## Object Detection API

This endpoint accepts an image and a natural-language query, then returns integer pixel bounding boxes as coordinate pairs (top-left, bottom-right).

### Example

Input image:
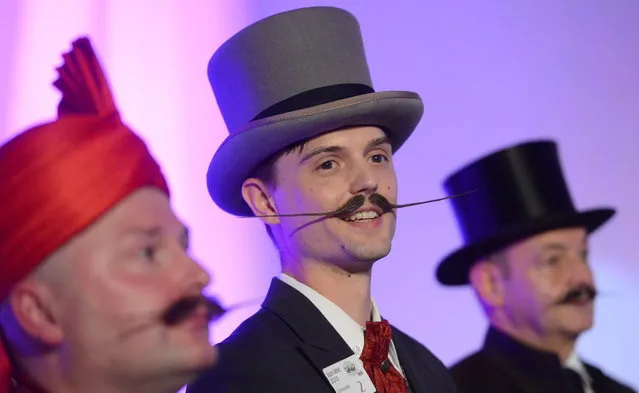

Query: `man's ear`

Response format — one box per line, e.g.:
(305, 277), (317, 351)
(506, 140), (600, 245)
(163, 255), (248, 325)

(7, 281), (63, 346)
(241, 177), (280, 225)
(469, 260), (507, 308)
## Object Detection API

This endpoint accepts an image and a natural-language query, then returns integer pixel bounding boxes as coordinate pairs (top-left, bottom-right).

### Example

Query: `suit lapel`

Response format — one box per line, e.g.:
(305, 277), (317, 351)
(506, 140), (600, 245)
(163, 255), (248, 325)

(584, 363), (625, 393)
(262, 278), (355, 388)
(392, 330), (425, 393)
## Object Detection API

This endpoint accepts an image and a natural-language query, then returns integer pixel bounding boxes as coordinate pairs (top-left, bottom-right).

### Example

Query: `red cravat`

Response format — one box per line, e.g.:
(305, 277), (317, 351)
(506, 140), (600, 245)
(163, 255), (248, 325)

(359, 320), (408, 393)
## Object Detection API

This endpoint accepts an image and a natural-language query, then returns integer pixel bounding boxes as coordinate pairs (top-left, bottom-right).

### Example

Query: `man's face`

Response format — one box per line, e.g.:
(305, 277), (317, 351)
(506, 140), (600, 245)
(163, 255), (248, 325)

(49, 188), (216, 385)
(254, 126), (398, 271)
(497, 227), (596, 340)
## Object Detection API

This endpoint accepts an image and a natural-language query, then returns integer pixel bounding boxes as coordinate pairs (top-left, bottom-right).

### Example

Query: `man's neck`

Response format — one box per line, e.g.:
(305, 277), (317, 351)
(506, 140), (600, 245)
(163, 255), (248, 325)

(491, 321), (577, 363)
(282, 260), (373, 327)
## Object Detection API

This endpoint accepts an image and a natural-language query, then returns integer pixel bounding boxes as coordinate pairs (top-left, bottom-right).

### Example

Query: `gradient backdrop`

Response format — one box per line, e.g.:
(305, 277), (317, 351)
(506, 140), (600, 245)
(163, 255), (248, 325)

(1, 0), (637, 389)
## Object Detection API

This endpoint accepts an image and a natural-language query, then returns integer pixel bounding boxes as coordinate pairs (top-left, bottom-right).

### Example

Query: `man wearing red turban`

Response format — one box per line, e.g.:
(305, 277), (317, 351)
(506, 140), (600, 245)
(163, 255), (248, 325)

(0, 38), (218, 393)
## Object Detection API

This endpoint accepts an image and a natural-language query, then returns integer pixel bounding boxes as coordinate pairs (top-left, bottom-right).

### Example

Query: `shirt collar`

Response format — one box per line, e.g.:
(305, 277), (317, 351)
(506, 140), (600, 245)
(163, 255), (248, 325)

(565, 350), (593, 387)
(277, 273), (381, 355)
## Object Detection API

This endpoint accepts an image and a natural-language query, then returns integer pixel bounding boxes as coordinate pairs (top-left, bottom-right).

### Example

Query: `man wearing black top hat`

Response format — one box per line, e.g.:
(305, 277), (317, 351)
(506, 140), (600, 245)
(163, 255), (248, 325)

(187, 6), (456, 393)
(436, 140), (635, 393)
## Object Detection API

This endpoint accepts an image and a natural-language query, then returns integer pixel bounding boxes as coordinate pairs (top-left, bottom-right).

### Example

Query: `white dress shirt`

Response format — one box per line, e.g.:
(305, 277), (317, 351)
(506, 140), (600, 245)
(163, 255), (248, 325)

(565, 351), (593, 393)
(278, 273), (406, 377)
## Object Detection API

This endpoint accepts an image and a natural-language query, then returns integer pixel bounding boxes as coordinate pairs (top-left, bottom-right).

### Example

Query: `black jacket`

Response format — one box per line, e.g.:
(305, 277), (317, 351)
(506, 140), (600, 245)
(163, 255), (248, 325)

(450, 327), (635, 393)
(187, 278), (457, 393)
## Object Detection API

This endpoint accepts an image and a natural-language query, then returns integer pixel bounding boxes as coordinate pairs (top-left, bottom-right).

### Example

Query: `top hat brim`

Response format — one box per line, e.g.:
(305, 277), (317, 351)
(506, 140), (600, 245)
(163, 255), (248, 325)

(206, 91), (423, 216)
(436, 207), (616, 286)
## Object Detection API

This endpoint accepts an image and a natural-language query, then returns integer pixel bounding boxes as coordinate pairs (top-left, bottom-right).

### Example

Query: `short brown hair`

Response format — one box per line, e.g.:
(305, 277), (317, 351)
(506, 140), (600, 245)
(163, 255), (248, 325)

(248, 140), (308, 243)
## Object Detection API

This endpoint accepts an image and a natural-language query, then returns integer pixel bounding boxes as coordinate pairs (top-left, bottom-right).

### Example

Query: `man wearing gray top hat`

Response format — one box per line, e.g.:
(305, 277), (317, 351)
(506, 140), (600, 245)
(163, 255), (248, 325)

(187, 6), (457, 393)
(436, 140), (635, 393)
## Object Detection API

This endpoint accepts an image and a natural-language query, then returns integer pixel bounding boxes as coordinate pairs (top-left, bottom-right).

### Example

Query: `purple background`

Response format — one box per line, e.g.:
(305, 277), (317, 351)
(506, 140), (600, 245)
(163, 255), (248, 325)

(1, 0), (637, 387)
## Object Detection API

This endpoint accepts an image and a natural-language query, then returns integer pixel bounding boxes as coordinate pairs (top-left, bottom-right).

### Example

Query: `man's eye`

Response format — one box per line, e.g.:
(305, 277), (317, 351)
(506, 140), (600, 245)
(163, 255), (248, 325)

(370, 154), (388, 164)
(545, 255), (561, 266)
(141, 246), (156, 261)
(317, 160), (336, 170)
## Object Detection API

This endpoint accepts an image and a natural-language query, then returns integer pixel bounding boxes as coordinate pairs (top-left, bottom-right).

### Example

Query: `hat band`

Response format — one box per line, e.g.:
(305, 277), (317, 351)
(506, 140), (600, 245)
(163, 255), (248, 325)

(252, 83), (374, 120)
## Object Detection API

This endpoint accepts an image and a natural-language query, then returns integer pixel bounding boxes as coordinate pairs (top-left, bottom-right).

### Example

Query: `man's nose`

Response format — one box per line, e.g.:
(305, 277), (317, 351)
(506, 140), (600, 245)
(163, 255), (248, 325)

(568, 254), (594, 286)
(348, 163), (378, 195)
(192, 258), (212, 290)
(179, 253), (212, 291)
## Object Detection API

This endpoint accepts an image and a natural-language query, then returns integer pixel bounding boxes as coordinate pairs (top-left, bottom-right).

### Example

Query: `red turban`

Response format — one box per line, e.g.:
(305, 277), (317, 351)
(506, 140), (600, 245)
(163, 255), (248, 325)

(0, 37), (169, 392)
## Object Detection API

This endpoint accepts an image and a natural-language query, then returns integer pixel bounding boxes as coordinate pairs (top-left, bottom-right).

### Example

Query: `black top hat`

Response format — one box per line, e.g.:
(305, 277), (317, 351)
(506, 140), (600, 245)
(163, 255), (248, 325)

(205, 6), (424, 216)
(436, 140), (616, 286)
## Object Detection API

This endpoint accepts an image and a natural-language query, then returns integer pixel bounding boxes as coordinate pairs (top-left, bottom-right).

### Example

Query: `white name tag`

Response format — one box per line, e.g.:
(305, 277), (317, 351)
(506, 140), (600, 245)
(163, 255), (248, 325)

(322, 354), (377, 393)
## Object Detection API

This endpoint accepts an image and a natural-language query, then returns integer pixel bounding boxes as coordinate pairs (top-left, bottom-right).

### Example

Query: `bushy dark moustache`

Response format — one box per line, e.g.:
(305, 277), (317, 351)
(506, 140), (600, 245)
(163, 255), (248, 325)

(161, 295), (260, 325)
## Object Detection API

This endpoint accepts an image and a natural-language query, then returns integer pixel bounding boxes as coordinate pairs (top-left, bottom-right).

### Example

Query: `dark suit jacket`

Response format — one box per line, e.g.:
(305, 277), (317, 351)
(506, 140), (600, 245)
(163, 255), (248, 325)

(450, 327), (636, 393)
(187, 278), (457, 393)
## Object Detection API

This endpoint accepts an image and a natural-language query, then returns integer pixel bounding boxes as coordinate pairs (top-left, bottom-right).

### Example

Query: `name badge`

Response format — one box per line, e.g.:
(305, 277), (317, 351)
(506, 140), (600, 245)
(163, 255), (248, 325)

(322, 354), (377, 393)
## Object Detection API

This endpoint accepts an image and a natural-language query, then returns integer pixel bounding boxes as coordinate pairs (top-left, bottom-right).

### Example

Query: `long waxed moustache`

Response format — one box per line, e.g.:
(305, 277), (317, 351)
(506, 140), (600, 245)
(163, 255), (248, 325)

(247, 190), (476, 218)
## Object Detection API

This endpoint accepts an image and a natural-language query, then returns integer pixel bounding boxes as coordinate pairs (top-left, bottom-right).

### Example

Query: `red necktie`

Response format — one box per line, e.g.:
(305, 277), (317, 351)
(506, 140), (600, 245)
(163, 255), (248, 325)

(359, 320), (408, 393)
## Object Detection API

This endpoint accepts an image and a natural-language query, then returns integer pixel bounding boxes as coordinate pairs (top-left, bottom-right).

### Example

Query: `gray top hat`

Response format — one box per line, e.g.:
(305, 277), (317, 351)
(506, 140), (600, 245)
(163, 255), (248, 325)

(206, 6), (424, 216)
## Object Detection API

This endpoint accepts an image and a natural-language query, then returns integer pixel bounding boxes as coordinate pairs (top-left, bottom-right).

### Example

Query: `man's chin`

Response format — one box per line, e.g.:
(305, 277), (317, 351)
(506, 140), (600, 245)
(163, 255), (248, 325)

(559, 320), (593, 340)
(119, 347), (217, 393)
(167, 345), (219, 378)
(343, 243), (392, 264)
(192, 344), (219, 369)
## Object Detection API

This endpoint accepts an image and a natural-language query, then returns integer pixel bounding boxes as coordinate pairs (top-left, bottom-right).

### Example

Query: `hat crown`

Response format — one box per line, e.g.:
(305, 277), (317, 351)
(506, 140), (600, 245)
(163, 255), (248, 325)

(444, 140), (576, 245)
(207, 6), (374, 134)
